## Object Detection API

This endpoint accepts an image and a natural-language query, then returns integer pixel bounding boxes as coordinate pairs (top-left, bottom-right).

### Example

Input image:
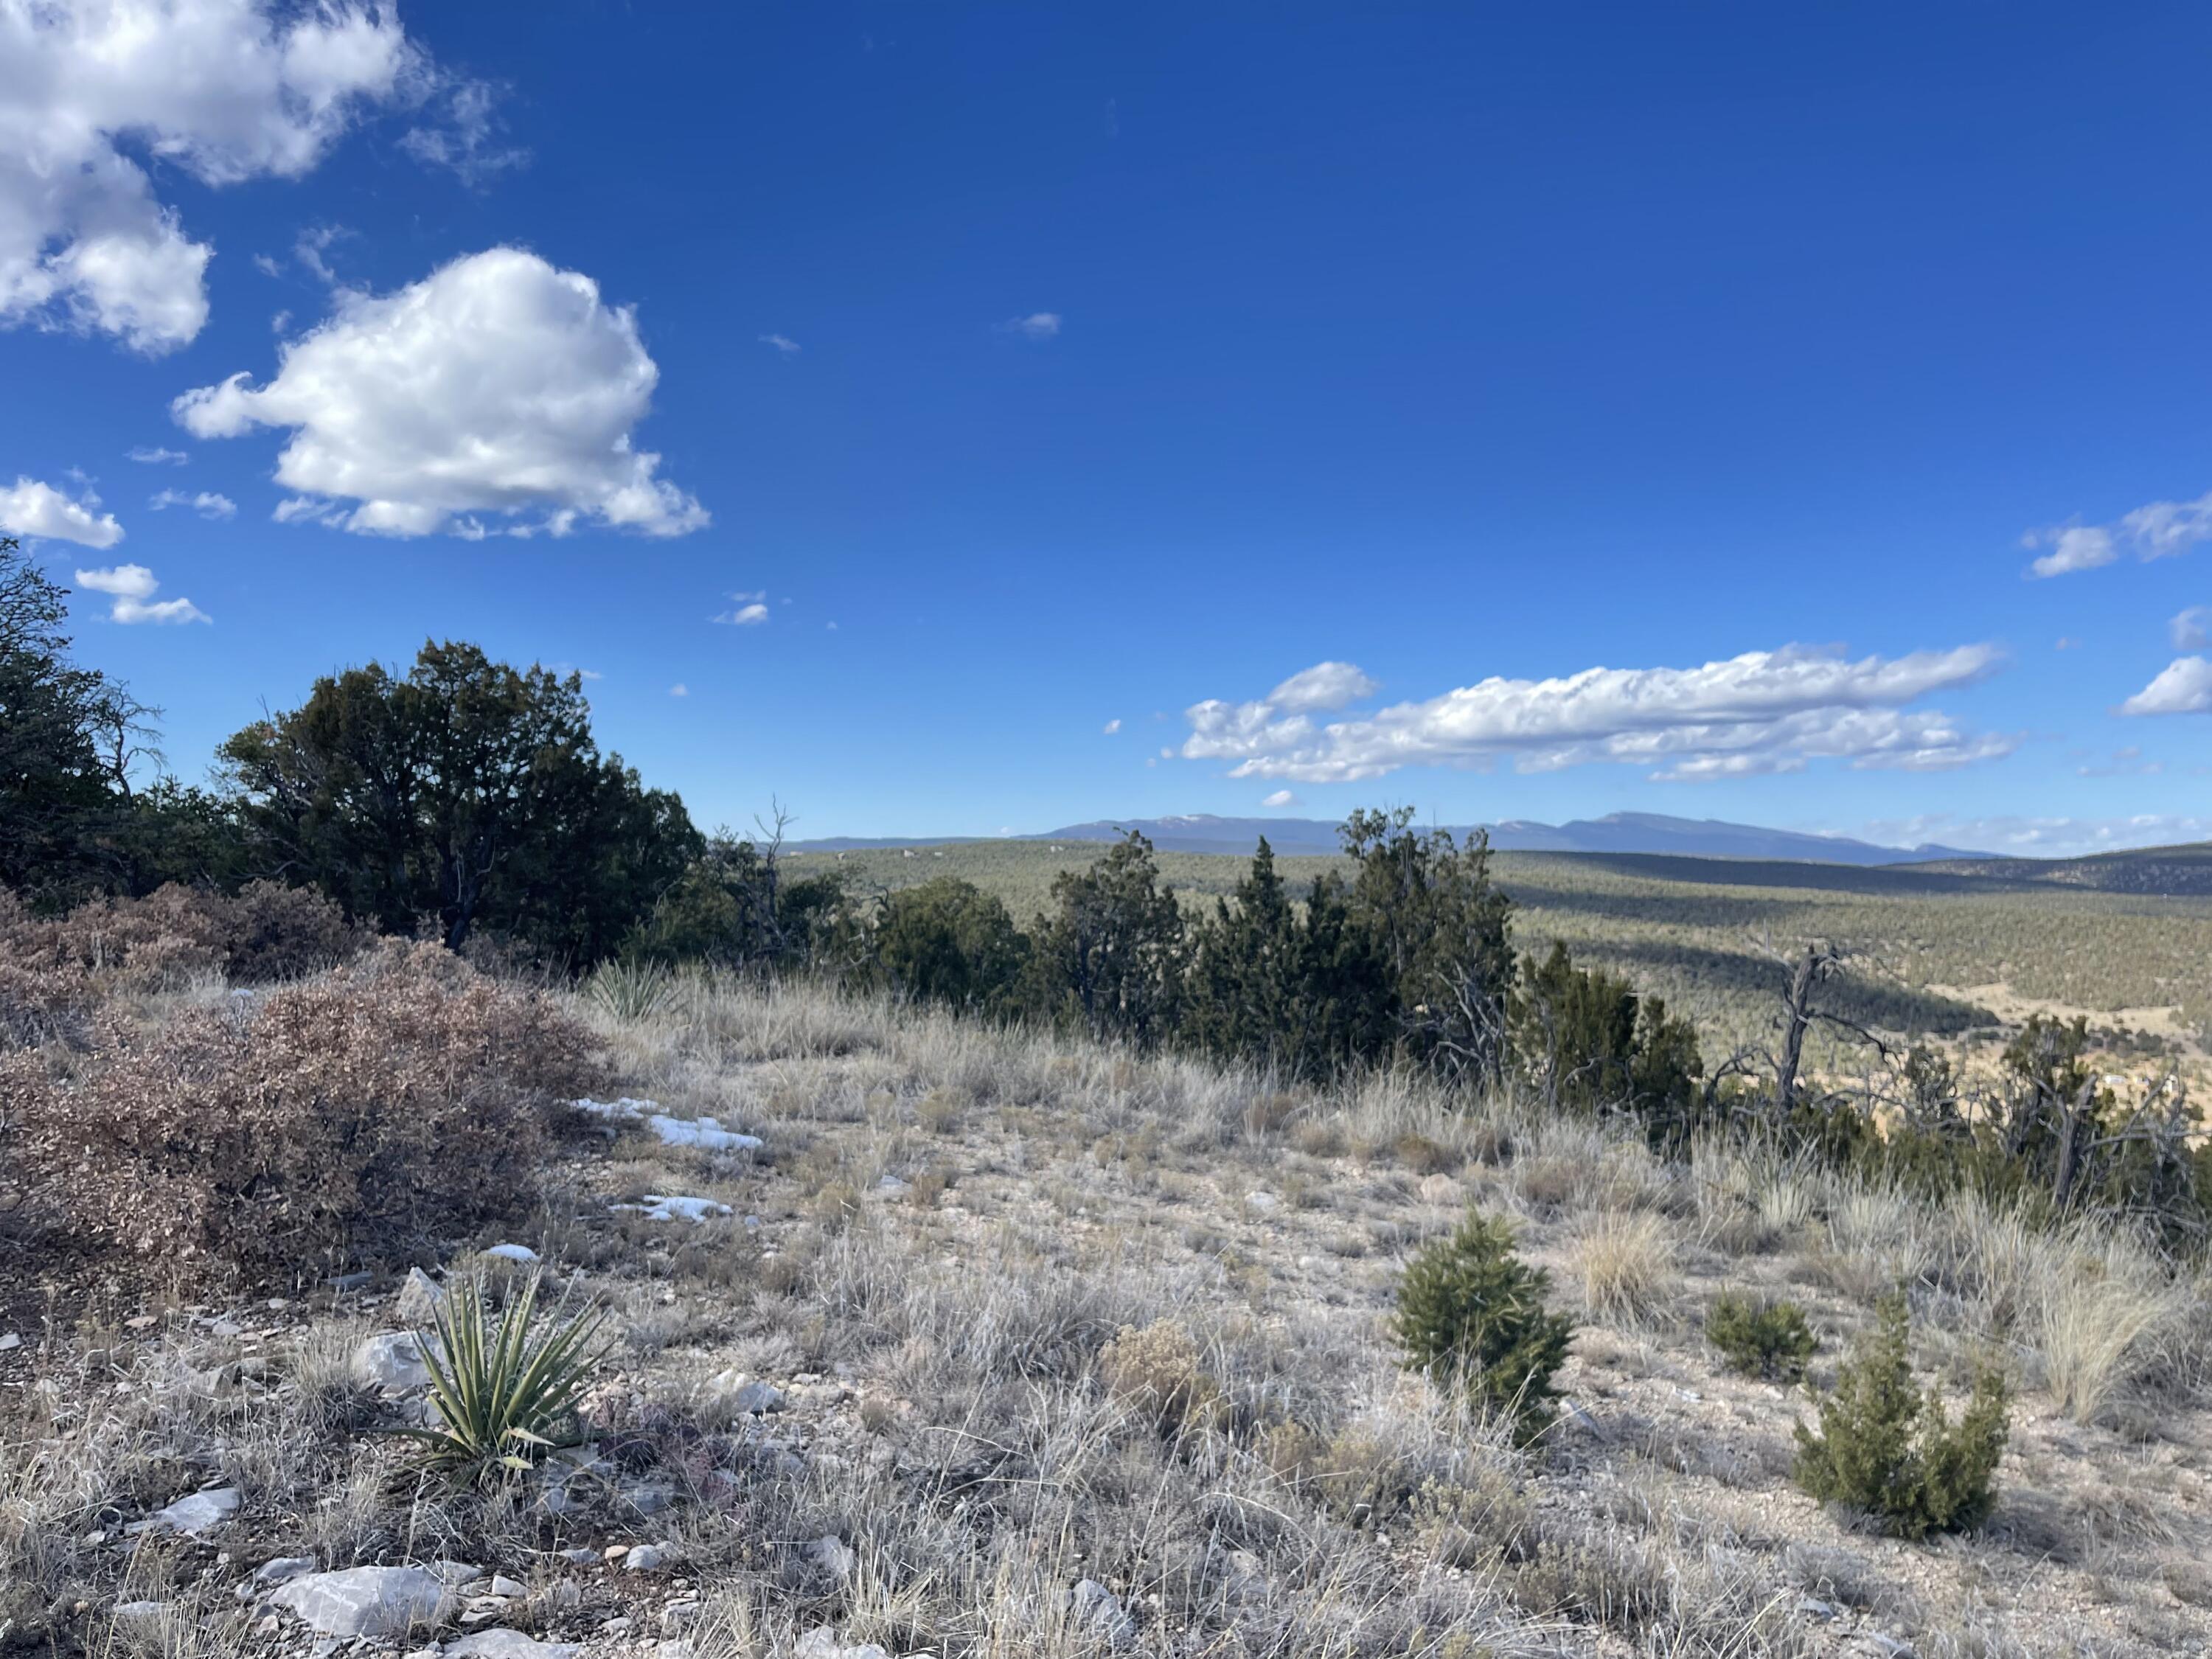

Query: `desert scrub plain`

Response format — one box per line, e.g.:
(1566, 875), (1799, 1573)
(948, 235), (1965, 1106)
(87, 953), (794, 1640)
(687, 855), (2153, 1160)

(793, 843), (2212, 1082)
(7, 947), (2212, 1659)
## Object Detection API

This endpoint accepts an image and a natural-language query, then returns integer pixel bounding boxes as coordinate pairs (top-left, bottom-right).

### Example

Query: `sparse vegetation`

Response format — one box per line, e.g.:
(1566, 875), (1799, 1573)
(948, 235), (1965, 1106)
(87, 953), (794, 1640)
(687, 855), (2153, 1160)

(4, 963), (2208, 1657)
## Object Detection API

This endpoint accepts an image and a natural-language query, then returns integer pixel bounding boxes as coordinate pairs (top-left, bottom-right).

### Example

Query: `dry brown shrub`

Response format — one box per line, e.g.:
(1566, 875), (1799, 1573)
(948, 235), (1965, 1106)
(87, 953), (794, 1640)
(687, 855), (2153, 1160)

(0, 881), (361, 1030)
(1279, 1425), (1421, 1526)
(1394, 1133), (1462, 1175)
(211, 881), (363, 980)
(0, 956), (88, 1050)
(13, 941), (595, 1280)
(1098, 1318), (1228, 1435)
(1242, 1091), (1302, 1137)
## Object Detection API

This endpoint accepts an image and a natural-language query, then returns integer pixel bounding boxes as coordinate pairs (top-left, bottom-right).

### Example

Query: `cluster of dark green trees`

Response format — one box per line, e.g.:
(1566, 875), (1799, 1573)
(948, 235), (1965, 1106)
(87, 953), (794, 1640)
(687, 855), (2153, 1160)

(4, 540), (698, 963)
(838, 820), (1708, 1132)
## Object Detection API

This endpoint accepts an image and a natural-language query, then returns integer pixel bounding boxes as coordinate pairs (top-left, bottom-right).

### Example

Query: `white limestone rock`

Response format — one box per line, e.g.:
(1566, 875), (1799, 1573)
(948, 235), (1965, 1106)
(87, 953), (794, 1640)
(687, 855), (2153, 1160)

(127, 1486), (239, 1537)
(267, 1565), (453, 1639)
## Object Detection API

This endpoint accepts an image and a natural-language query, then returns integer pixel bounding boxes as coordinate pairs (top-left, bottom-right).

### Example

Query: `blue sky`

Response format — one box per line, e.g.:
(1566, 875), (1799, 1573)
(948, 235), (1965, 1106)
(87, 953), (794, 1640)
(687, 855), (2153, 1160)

(6, 2), (2212, 854)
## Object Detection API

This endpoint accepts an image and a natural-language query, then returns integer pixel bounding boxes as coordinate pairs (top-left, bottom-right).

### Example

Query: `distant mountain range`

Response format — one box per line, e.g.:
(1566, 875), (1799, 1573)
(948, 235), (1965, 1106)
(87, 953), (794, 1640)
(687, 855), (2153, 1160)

(793, 811), (1984, 866)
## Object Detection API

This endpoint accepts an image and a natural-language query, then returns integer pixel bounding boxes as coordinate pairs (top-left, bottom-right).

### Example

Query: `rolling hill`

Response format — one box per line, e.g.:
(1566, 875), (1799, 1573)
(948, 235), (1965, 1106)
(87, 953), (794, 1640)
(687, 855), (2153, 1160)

(795, 811), (1981, 865)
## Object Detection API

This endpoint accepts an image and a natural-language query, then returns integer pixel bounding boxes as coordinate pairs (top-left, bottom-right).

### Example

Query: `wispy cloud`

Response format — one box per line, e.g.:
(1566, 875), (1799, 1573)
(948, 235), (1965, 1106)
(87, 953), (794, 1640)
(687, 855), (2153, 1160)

(1102, 718), (1121, 734)
(293, 224), (350, 285)
(2076, 745), (2164, 778)
(127, 446), (187, 466)
(758, 333), (801, 355)
(149, 489), (236, 521)
(399, 77), (527, 187)
(1265, 661), (1379, 713)
(73, 563), (209, 625)
(668, 683), (689, 698)
(1182, 644), (2012, 784)
(0, 476), (123, 549)
(1262, 789), (1301, 808)
(1000, 312), (1062, 340)
(714, 599), (770, 626)
(2025, 490), (2212, 578)
(2170, 608), (2211, 651)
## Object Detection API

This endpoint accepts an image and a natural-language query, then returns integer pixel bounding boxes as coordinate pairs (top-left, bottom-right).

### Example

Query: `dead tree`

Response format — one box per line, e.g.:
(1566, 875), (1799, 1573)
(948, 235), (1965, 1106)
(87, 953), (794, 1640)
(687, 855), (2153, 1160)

(1752, 938), (1891, 1121)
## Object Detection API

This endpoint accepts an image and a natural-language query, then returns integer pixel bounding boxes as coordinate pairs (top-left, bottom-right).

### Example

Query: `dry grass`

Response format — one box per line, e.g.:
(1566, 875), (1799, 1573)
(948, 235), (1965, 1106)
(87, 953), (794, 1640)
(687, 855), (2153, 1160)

(1573, 1209), (1676, 1324)
(2032, 1249), (2193, 1425)
(5, 967), (2210, 1659)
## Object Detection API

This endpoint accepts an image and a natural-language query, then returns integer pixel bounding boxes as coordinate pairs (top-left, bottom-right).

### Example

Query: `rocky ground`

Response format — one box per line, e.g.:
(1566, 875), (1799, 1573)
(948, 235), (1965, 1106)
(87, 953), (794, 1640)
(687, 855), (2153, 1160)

(6, 978), (2211, 1658)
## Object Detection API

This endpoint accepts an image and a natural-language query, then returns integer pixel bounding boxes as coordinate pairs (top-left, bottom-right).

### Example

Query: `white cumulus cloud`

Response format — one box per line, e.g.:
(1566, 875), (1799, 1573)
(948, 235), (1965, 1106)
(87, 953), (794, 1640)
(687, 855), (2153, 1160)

(173, 247), (706, 539)
(149, 488), (235, 519)
(74, 561), (207, 624)
(2118, 656), (2212, 717)
(1182, 644), (2011, 784)
(715, 600), (769, 626)
(0, 475), (123, 547)
(1261, 789), (1301, 808)
(0, 0), (436, 352)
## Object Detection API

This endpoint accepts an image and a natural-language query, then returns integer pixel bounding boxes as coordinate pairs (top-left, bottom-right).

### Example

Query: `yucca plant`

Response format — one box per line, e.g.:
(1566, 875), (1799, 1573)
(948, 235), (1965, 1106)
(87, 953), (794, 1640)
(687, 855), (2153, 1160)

(587, 958), (672, 1022)
(395, 1275), (606, 1483)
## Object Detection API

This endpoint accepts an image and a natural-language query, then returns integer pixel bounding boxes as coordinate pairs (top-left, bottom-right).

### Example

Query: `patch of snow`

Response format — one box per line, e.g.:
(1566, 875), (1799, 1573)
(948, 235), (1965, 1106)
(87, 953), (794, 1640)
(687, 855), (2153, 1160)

(612, 1194), (734, 1223)
(573, 1097), (762, 1152)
